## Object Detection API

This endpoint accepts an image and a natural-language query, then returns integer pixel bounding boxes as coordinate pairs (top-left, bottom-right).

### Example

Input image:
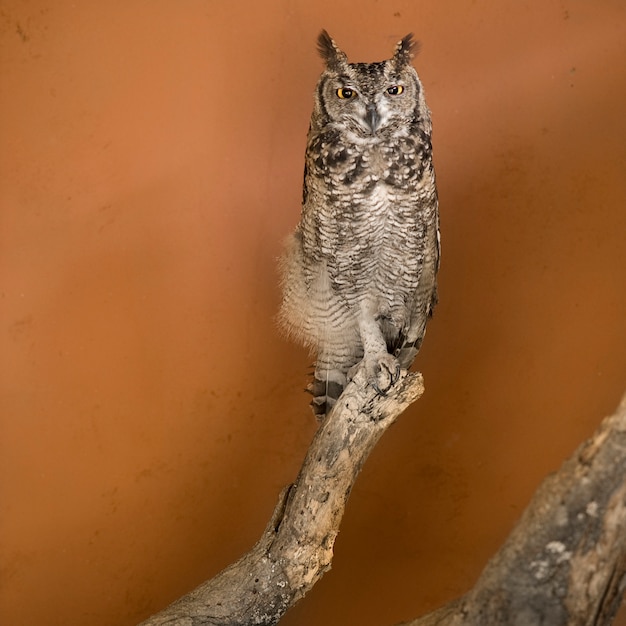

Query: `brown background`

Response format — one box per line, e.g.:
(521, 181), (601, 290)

(2, 1), (626, 625)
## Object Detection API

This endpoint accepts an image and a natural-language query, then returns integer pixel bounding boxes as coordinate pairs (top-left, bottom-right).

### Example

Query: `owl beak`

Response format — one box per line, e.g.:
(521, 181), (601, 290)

(364, 103), (380, 133)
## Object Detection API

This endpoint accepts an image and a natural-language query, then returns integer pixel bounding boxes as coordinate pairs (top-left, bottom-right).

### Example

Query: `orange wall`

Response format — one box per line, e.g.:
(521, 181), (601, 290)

(2, 2), (626, 625)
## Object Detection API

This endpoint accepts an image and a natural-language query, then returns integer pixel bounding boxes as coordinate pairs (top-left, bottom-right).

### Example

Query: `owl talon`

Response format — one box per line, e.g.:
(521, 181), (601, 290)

(363, 354), (401, 396)
(372, 381), (388, 396)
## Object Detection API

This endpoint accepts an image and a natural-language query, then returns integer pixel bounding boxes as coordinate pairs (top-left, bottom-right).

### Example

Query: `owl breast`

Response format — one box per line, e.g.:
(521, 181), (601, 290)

(299, 133), (436, 335)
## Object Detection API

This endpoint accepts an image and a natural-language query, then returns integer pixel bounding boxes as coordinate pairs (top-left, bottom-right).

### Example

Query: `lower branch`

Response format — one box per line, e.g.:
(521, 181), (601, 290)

(138, 365), (626, 626)
(405, 392), (626, 626)
(138, 367), (424, 626)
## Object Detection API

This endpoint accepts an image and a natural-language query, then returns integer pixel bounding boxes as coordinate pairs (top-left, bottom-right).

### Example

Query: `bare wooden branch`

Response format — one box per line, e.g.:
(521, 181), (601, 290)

(138, 367), (424, 626)
(138, 365), (626, 626)
(403, 392), (626, 626)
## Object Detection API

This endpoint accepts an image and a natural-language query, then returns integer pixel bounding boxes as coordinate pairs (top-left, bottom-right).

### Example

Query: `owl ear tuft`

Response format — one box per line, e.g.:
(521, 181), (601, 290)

(393, 33), (420, 68)
(317, 30), (348, 70)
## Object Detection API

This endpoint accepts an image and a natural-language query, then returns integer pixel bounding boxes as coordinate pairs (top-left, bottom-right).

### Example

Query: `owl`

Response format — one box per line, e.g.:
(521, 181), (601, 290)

(279, 31), (440, 418)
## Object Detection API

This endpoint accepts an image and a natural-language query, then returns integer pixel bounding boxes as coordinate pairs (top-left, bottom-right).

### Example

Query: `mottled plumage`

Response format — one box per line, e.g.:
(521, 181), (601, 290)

(280, 31), (440, 417)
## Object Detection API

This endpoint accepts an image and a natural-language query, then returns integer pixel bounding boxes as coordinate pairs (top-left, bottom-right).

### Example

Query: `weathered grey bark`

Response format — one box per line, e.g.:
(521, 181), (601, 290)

(138, 366), (425, 626)
(138, 372), (626, 626)
(404, 392), (626, 626)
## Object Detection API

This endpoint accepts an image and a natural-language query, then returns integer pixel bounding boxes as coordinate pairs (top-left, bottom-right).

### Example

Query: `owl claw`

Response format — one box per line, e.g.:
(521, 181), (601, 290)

(372, 381), (388, 396)
(363, 354), (401, 396)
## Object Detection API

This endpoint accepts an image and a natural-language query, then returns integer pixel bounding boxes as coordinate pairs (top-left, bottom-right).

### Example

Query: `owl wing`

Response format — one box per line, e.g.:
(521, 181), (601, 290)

(391, 204), (440, 370)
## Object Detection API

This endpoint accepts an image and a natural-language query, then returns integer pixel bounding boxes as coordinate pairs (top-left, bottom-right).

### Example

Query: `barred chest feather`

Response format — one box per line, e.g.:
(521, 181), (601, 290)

(299, 134), (435, 312)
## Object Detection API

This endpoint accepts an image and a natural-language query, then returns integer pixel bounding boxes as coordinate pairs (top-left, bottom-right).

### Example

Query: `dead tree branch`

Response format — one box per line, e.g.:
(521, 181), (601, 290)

(138, 366), (424, 626)
(138, 370), (626, 626)
(404, 392), (626, 626)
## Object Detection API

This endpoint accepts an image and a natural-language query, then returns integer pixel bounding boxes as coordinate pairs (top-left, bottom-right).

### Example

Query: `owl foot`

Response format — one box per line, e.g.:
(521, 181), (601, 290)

(350, 353), (401, 396)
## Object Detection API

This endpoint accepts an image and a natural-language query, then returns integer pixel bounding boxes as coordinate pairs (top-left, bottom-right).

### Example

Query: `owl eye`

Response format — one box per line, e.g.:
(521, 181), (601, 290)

(387, 85), (404, 96)
(336, 87), (356, 99)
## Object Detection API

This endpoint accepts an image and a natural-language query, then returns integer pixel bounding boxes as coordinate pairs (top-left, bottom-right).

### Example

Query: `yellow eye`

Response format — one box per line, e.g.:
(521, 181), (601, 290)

(336, 87), (356, 99)
(387, 85), (404, 96)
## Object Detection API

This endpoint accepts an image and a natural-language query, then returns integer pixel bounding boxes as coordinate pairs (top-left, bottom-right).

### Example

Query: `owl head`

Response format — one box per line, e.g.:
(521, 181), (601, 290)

(311, 31), (430, 140)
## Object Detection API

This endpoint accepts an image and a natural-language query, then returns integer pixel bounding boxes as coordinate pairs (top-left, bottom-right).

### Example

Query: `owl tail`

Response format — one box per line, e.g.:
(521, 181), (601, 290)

(308, 351), (362, 418)
(307, 374), (345, 418)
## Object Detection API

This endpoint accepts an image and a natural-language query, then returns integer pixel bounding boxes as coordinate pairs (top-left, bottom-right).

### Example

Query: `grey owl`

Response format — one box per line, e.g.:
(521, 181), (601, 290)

(279, 31), (440, 418)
